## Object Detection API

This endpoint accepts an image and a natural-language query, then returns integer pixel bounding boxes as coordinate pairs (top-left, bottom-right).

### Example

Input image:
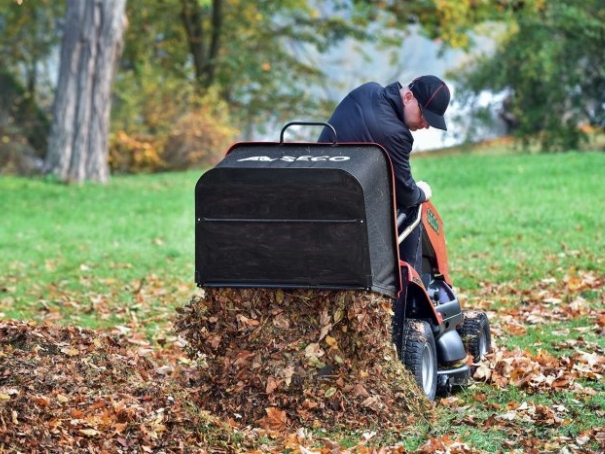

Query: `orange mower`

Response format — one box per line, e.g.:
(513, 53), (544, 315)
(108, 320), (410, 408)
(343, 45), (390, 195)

(194, 122), (492, 400)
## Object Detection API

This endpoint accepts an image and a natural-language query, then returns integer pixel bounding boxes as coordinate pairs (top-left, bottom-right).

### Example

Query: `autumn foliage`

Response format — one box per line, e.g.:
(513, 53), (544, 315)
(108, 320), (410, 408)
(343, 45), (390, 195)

(109, 92), (238, 174)
(108, 131), (167, 174)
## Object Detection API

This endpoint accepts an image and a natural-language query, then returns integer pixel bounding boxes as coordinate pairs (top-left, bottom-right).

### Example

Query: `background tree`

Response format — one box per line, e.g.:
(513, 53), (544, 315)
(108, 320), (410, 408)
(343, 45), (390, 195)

(109, 0), (414, 170)
(44, 0), (128, 183)
(9, 0), (601, 178)
(0, 0), (64, 105)
(116, 1), (381, 137)
(0, 0), (64, 162)
(450, 0), (605, 150)
(115, 0), (502, 145)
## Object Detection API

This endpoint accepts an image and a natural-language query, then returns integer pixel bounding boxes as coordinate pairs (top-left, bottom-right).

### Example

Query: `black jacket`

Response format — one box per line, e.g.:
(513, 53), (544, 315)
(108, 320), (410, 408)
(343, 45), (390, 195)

(318, 82), (425, 208)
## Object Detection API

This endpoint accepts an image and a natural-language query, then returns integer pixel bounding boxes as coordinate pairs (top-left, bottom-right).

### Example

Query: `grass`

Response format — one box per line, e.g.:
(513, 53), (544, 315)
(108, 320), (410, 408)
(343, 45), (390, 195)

(1, 148), (604, 451)
(0, 171), (199, 333)
(414, 151), (605, 287)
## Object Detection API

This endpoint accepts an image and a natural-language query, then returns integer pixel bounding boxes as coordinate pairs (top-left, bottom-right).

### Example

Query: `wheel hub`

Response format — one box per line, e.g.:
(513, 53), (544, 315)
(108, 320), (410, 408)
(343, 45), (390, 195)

(478, 330), (487, 358)
(422, 343), (435, 394)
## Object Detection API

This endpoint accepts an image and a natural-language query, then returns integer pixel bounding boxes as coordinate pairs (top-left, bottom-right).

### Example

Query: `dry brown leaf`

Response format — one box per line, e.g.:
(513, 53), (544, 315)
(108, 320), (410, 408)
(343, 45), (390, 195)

(261, 407), (290, 432)
(61, 347), (79, 356)
(352, 384), (370, 399)
(266, 376), (279, 394)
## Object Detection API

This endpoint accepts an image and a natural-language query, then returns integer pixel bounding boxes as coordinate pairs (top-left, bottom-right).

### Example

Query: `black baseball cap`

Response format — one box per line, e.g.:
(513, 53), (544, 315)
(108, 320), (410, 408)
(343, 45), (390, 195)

(408, 75), (451, 131)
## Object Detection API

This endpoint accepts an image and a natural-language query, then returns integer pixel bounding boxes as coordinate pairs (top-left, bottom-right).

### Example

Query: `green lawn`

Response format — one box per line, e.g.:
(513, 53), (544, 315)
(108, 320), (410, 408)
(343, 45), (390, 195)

(1, 150), (604, 451)
(417, 151), (605, 285)
(0, 171), (199, 333)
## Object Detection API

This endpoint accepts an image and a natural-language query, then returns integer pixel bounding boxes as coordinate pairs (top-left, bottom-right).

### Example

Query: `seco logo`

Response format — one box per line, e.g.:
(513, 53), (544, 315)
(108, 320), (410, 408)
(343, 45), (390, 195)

(237, 155), (350, 162)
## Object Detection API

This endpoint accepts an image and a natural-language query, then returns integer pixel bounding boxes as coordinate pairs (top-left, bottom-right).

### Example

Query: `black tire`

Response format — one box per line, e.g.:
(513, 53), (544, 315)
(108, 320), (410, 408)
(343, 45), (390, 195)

(458, 310), (491, 364)
(401, 319), (438, 401)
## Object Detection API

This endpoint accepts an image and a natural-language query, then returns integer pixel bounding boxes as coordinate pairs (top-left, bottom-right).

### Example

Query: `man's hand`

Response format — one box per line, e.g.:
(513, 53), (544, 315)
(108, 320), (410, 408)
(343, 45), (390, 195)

(417, 181), (432, 201)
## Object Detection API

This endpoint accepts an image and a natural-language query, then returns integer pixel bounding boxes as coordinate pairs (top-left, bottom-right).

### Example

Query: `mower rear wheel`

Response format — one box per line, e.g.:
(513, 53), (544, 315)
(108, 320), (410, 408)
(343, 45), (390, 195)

(459, 310), (491, 364)
(401, 319), (437, 400)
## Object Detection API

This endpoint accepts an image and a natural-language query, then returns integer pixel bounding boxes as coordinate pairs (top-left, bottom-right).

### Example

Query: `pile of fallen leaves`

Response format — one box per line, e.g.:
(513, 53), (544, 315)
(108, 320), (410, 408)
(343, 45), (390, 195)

(175, 288), (429, 432)
(0, 320), (241, 452)
(0, 288), (430, 452)
(474, 342), (605, 393)
(3, 268), (602, 452)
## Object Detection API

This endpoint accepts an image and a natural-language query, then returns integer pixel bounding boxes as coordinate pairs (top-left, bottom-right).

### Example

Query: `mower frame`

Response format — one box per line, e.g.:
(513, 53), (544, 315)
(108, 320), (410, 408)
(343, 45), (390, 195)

(194, 122), (491, 399)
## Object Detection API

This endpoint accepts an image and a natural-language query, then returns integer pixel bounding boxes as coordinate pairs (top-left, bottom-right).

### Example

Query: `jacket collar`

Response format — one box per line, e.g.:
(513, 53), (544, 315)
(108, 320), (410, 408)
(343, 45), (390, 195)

(384, 82), (405, 123)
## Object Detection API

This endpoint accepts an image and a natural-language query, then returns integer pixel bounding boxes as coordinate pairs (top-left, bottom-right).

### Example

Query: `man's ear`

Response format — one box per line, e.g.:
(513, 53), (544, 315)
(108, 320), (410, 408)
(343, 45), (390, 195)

(402, 91), (414, 106)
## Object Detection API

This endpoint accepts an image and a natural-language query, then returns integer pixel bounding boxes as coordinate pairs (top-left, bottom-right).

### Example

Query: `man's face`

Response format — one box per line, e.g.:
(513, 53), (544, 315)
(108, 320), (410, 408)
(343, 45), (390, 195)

(404, 94), (430, 131)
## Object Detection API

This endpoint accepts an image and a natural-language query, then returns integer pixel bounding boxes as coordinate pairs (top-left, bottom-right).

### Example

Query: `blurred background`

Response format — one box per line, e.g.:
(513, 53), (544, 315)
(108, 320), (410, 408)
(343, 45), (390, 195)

(0, 0), (603, 182)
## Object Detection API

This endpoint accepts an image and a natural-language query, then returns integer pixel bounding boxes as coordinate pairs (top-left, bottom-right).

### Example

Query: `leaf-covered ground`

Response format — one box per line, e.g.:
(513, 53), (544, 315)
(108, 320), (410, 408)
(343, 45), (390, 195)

(426, 269), (605, 453)
(1, 269), (603, 452)
(2, 152), (604, 451)
(1, 320), (211, 452)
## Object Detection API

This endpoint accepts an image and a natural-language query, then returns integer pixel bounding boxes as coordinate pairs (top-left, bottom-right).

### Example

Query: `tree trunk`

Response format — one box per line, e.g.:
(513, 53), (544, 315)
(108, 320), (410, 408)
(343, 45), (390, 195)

(181, 0), (206, 86)
(180, 0), (223, 89)
(205, 0), (223, 88)
(44, 0), (127, 183)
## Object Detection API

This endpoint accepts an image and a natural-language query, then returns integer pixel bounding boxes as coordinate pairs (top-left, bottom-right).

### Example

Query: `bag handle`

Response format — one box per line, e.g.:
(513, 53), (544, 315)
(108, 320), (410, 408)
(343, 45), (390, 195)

(279, 121), (337, 144)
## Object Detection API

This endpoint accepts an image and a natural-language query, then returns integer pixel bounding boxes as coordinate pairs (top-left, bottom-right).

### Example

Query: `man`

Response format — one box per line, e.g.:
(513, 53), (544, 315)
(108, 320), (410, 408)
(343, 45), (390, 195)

(318, 75), (451, 273)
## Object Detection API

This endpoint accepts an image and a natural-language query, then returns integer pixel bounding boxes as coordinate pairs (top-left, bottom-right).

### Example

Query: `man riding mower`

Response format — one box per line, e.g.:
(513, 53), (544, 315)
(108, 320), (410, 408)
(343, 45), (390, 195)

(194, 123), (491, 400)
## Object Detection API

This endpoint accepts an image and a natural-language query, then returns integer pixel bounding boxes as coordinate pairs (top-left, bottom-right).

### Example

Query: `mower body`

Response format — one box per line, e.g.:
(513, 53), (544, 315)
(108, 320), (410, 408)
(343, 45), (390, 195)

(195, 137), (479, 396)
